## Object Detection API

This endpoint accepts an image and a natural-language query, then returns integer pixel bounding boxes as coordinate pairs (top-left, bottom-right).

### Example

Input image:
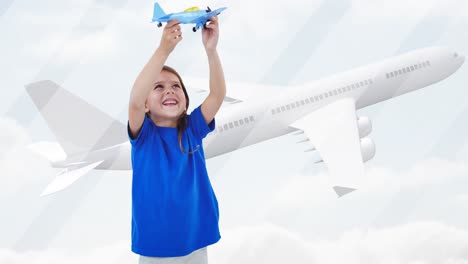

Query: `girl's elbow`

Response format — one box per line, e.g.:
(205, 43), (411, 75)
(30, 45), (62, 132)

(217, 91), (226, 102)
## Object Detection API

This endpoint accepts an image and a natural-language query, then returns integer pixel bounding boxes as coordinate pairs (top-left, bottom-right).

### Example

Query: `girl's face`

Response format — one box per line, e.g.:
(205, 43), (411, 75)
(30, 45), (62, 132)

(145, 70), (187, 126)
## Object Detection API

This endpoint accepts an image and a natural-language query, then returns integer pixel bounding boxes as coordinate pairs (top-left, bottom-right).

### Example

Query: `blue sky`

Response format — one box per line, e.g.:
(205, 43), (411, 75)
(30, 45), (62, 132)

(1, 0), (468, 263)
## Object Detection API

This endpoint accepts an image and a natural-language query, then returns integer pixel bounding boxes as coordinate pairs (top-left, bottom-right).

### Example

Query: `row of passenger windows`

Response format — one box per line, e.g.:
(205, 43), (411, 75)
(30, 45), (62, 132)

(271, 78), (373, 115)
(386, 60), (431, 79)
(211, 115), (255, 135)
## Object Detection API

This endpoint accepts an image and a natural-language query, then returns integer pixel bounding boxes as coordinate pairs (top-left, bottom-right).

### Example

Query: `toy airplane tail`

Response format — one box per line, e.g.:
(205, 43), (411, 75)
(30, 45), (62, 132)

(25, 80), (128, 196)
(152, 2), (166, 21)
(25, 80), (127, 157)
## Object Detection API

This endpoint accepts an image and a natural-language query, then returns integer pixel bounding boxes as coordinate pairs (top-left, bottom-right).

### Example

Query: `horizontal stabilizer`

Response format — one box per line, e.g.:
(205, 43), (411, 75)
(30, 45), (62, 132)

(40, 160), (104, 197)
(333, 186), (356, 197)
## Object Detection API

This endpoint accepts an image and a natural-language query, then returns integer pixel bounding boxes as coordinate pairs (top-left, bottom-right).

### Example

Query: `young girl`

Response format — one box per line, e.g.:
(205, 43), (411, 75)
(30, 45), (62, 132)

(127, 16), (226, 264)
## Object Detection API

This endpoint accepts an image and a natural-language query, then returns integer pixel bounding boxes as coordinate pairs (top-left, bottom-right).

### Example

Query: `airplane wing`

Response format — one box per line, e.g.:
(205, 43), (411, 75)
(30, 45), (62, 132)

(290, 98), (365, 197)
(183, 76), (288, 105)
(40, 160), (104, 197)
(155, 14), (171, 21)
(184, 77), (241, 104)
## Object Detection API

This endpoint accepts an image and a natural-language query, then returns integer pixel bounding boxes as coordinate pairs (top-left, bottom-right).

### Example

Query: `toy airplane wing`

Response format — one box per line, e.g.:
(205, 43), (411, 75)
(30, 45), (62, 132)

(289, 98), (366, 197)
(188, 7), (228, 23)
(189, 7), (227, 31)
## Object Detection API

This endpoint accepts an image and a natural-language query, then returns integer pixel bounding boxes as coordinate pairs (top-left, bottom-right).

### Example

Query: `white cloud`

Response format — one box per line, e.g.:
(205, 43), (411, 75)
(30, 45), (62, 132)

(0, 240), (137, 264)
(1, 221), (467, 263)
(271, 157), (468, 210)
(455, 193), (468, 209)
(0, 118), (30, 155)
(7, 0), (95, 26)
(351, 0), (468, 22)
(261, 156), (468, 236)
(14, 1), (145, 64)
(455, 142), (468, 161)
(220, 0), (321, 41)
(0, 118), (56, 198)
(316, 221), (468, 263)
(210, 223), (317, 264)
(270, 171), (336, 210)
(357, 157), (468, 195)
(398, 157), (468, 186)
(211, 221), (468, 264)
(21, 28), (123, 64)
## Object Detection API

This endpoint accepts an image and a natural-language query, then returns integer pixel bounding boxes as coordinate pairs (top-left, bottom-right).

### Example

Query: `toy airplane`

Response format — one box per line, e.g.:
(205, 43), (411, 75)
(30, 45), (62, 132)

(151, 2), (227, 32)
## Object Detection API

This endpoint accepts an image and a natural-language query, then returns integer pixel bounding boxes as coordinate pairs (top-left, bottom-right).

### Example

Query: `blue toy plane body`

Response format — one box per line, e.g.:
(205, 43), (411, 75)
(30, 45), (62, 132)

(152, 2), (227, 32)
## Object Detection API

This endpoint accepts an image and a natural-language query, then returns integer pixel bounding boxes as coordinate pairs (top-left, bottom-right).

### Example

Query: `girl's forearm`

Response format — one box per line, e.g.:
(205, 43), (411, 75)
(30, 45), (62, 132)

(129, 48), (169, 108)
(206, 50), (226, 98)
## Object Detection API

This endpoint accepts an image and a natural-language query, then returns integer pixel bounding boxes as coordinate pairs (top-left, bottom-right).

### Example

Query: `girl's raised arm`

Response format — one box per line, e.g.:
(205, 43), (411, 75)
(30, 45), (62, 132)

(128, 20), (182, 137)
(200, 16), (226, 125)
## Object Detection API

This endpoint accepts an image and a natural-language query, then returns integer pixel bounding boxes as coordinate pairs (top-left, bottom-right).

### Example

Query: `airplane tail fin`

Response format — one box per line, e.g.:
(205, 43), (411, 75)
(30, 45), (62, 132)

(152, 2), (166, 21)
(25, 80), (127, 157)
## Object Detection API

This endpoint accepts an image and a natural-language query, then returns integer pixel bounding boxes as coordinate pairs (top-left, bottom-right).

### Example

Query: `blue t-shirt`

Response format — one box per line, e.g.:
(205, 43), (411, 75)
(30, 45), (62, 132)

(127, 105), (220, 257)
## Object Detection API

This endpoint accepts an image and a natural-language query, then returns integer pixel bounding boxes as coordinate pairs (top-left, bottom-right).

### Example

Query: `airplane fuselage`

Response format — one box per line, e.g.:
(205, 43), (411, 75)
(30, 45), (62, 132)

(52, 47), (464, 170)
(202, 47), (464, 158)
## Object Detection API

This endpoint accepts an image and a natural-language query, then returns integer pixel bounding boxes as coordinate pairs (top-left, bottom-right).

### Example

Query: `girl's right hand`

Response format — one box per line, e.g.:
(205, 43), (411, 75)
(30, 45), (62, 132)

(158, 20), (182, 55)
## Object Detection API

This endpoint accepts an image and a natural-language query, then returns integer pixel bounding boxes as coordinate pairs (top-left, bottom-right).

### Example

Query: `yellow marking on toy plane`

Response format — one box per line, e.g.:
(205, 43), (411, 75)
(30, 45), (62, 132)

(184, 6), (200, 12)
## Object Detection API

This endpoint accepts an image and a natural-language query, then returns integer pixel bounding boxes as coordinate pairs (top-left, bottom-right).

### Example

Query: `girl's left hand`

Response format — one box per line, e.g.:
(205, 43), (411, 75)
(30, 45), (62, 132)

(202, 16), (219, 52)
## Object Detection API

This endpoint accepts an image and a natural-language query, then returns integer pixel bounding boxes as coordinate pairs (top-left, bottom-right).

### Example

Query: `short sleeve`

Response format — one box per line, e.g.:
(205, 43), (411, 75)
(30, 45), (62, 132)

(189, 104), (215, 139)
(127, 115), (151, 147)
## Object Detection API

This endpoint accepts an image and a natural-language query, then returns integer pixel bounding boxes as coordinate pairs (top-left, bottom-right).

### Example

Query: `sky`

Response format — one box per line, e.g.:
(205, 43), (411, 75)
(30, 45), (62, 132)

(1, 0), (468, 263)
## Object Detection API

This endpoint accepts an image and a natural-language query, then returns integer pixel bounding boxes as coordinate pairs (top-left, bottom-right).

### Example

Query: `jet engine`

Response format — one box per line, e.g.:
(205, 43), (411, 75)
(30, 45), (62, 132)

(357, 116), (372, 138)
(360, 137), (376, 162)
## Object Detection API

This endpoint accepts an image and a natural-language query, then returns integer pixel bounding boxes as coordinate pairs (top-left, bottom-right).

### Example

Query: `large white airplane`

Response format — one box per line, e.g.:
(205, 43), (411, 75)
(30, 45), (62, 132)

(26, 46), (465, 197)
